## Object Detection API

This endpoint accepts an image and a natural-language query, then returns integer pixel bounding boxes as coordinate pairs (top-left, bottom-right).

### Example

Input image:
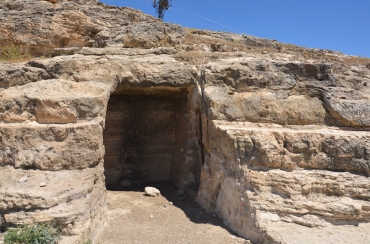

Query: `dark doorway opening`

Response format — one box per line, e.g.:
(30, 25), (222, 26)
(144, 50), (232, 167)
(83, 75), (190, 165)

(103, 91), (201, 191)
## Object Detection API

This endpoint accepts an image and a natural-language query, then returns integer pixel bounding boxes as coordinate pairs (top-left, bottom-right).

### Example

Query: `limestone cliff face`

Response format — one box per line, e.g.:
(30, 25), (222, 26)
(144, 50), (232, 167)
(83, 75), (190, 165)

(196, 56), (370, 243)
(1, 0), (370, 243)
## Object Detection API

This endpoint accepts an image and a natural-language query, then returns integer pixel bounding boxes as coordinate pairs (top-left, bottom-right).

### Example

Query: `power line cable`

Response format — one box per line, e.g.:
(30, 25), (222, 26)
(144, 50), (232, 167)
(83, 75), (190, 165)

(177, 5), (370, 22)
(170, 9), (222, 30)
(104, 0), (370, 15)
(175, 0), (370, 14)
(103, 0), (246, 31)
(102, 0), (370, 22)
(171, 1), (370, 22)
(172, 5), (243, 32)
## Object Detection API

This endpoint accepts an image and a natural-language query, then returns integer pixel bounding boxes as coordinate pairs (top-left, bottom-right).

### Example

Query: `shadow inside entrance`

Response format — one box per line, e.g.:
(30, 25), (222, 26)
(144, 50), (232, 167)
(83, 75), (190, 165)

(106, 181), (243, 238)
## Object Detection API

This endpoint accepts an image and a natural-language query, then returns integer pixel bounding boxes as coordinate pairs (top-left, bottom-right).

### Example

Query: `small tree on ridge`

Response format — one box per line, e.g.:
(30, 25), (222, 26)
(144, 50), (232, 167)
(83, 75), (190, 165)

(152, 0), (172, 20)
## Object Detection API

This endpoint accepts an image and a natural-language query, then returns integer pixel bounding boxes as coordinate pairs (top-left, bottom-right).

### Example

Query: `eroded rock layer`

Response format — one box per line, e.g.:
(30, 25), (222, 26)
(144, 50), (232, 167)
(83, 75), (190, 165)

(195, 56), (370, 243)
(1, 0), (370, 243)
(197, 121), (370, 243)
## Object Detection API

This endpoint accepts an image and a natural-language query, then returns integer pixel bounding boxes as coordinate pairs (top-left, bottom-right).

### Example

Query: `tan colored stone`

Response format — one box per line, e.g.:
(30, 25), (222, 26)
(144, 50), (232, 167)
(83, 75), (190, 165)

(0, 120), (105, 170)
(0, 0), (370, 243)
(0, 164), (106, 241)
(197, 120), (370, 243)
(0, 0), (185, 56)
(144, 187), (161, 197)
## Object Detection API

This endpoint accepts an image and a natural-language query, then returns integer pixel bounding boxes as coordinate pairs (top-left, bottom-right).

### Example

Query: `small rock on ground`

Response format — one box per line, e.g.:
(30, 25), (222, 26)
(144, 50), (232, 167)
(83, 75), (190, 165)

(145, 186), (160, 197)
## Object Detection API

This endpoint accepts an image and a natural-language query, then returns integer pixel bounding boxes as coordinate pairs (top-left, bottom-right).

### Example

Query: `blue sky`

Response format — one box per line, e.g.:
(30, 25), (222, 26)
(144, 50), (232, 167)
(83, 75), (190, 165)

(100, 0), (370, 57)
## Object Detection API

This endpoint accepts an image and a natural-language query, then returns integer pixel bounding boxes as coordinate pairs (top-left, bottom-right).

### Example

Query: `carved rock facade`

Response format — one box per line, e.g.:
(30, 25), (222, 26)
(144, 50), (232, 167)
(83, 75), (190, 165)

(1, 1), (370, 243)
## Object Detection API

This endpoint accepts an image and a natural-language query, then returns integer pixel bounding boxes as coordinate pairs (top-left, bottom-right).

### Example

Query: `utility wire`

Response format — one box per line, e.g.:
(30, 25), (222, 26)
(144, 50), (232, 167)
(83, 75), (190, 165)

(105, 0), (370, 14)
(175, 0), (370, 14)
(102, 0), (370, 23)
(103, 0), (245, 31)
(172, 2), (370, 22)
(172, 4), (243, 33)
(170, 9), (222, 30)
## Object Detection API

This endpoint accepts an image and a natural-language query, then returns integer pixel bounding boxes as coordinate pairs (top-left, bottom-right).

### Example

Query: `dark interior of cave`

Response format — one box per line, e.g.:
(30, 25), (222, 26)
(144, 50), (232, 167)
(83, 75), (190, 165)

(103, 92), (199, 190)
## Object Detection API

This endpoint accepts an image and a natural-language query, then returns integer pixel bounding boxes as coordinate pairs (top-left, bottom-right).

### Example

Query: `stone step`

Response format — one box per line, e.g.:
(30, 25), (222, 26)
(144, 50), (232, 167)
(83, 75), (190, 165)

(210, 120), (370, 176)
(198, 119), (370, 243)
(0, 79), (111, 124)
(0, 119), (104, 170)
(0, 165), (106, 239)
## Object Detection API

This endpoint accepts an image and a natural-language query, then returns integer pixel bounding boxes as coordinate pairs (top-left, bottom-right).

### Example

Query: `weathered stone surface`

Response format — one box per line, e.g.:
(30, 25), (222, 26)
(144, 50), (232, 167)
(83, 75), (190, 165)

(189, 30), (281, 49)
(0, 0), (186, 56)
(0, 120), (105, 170)
(196, 121), (370, 243)
(51, 46), (177, 57)
(0, 50), (203, 243)
(0, 164), (106, 241)
(118, 22), (186, 49)
(206, 121), (370, 179)
(323, 88), (370, 126)
(202, 57), (370, 127)
(0, 63), (51, 88)
(204, 87), (326, 124)
(0, 79), (110, 123)
(0, 53), (369, 243)
(0, 0), (370, 243)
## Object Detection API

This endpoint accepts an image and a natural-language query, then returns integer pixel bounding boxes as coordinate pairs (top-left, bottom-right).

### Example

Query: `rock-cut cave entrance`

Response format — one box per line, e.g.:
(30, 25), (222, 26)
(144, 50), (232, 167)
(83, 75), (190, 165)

(103, 87), (202, 193)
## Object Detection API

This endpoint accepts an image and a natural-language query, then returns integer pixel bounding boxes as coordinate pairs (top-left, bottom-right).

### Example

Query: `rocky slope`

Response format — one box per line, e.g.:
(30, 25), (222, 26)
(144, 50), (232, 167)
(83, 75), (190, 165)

(1, 0), (370, 243)
(0, 0), (184, 55)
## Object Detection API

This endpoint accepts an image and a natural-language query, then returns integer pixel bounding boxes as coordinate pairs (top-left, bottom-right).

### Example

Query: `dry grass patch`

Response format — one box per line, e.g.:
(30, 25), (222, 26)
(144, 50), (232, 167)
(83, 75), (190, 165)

(174, 51), (245, 66)
(176, 29), (281, 65)
(184, 31), (246, 51)
(282, 43), (370, 66)
(341, 56), (370, 66)
(0, 43), (33, 63)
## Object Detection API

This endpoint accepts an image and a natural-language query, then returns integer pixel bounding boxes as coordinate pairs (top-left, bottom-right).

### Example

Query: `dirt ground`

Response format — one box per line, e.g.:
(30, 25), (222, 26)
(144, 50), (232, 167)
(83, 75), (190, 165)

(95, 182), (248, 244)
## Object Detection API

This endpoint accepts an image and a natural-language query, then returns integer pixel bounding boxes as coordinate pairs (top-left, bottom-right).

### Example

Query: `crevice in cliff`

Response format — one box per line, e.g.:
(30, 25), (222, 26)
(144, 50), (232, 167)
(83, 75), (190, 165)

(197, 110), (205, 180)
